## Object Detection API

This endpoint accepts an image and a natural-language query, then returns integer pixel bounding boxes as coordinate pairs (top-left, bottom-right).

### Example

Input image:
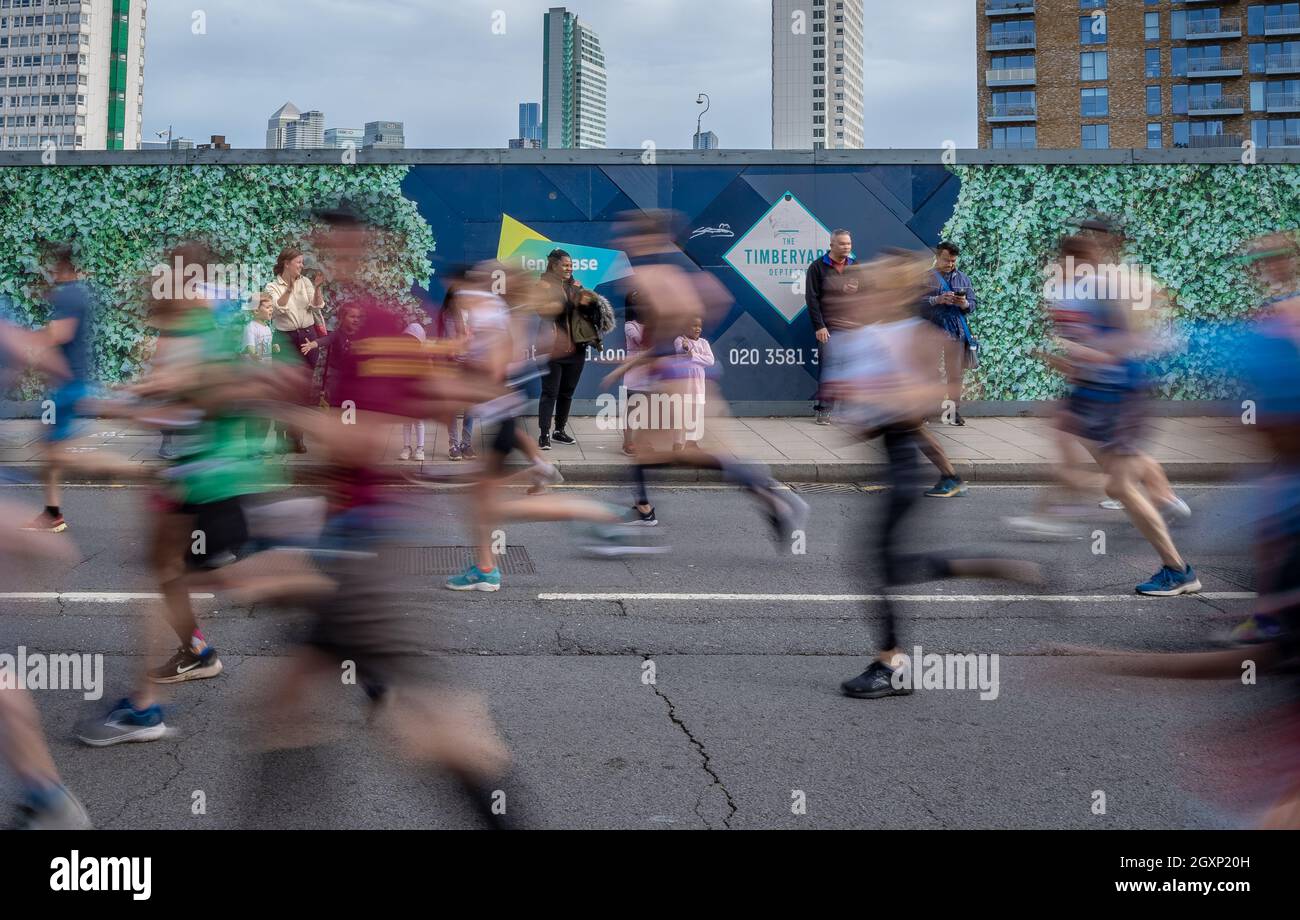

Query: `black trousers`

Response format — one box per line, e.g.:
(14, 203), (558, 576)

(538, 351), (587, 434)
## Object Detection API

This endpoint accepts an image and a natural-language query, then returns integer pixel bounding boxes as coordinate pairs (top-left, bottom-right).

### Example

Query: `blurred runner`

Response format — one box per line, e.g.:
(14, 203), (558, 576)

(825, 250), (1039, 700)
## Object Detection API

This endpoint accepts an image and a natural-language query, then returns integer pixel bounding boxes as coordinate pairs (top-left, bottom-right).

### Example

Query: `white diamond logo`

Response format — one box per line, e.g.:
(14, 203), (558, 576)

(723, 191), (833, 324)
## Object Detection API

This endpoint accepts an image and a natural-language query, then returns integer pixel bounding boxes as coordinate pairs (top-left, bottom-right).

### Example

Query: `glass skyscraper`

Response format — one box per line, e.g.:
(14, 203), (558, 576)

(541, 6), (606, 149)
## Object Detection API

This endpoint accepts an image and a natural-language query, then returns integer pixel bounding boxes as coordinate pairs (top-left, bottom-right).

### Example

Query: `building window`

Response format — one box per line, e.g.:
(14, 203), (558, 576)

(1146, 48), (1162, 78)
(1145, 12), (1160, 42)
(1081, 51), (1108, 81)
(1173, 122), (1190, 147)
(1081, 124), (1110, 149)
(1173, 83), (1189, 114)
(1146, 85), (1162, 115)
(1249, 4), (1300, 37)
(1147, 123), (1162, 148)
(992, 125), (1036, 149)
(1081, 87), (1109, 116)
(1080, 14), (1108, 45)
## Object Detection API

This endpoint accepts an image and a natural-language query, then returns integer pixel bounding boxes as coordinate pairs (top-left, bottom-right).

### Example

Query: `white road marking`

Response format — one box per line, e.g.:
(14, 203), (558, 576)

(0, 592), (215, 602)
(539, 592), (1257, 603)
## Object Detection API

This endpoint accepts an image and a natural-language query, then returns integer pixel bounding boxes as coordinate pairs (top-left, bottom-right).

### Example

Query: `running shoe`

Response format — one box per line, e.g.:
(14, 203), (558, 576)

(625, 505), (658, 527)
(953, 411), (967, 427)
(925, 476), (968, 498)
(399, 447), (412, 461)
(75, 698), (167, 747)
(414, 448), (426, 462)
(1228, 614), (1283, 645)
(1099, 498), (1125, 510)
(840, 660), (912, 700)
(778, 491), (811, 538)
(538, 434), (552, 451)
(1161, 496), (1192, 524)
(13, 786), (93, 830)
(148, 646), (223, 684)
(551, 429), (576, 446)
(461, 444), (476, 461)
(21, 511), (66, 533)
(446, 564), (502, 592)
(1135, 564), (1202, 597)
(815, 411), (832, 427)
(581, 524), (668, 557)
(528, 462), (565, 494)
(449, 444), (462, 461)
(1005, 514), (1081, 540)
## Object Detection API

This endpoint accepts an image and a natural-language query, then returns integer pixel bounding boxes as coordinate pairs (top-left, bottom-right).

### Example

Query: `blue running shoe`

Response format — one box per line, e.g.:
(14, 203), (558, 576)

(445, 564), (501, 592)
(75, 698), (167, 747)
(925, 476), (968, 498)
(1136, 564), (1202, 597)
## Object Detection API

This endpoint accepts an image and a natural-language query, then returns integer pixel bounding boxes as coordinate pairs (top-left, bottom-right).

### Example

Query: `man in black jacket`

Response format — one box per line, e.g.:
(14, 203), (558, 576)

(806, 229), (857, 424)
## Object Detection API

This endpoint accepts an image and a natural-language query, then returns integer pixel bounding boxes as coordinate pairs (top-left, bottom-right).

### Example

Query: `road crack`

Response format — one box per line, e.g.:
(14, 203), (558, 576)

(642, 654), (737, 829)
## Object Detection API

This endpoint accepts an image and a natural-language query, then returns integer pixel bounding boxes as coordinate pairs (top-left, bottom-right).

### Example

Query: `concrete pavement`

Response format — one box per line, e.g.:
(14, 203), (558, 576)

(0, 413), (1274, 484)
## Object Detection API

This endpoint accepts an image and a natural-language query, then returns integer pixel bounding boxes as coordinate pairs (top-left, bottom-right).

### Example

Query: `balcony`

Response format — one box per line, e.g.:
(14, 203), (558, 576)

(990, 139), (1037, 149)
(1188, 133), (1244, 148)
(1183, 0), (1236, 3)
(1267, 133), (1300, 147)
(1185, 56), (1244, 77)
(1267, 51), (1300, 74)
(1185, 17), (1241, 40)
(987, 101), (1037, 122)
(987, 29), (1036, 51)
(985, 66), (1036, 86)
(1265, 13), (1300, 37)
(1267, 90), (1300, 112)
(1188, 93), (1245, 115)
(985, 0), (1034, 15)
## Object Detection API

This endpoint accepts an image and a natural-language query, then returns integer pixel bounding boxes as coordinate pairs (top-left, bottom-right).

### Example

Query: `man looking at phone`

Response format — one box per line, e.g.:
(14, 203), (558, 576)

(923, 241), (978, 427)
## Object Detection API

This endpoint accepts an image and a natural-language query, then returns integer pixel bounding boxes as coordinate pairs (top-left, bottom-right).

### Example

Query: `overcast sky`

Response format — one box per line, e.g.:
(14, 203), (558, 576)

(146, 0), (977, 150)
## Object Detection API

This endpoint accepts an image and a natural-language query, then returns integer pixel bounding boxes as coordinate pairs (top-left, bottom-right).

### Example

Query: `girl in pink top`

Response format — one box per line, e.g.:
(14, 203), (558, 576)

(673, 317), (714, 447)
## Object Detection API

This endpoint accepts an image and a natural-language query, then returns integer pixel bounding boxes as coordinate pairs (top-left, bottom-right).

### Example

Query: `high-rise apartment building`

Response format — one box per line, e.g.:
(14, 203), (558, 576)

(541, 7), (607, 149)
(0, 0), (148, 151)
(771, 0), (865, 149)
(979, 1), (1300, 151)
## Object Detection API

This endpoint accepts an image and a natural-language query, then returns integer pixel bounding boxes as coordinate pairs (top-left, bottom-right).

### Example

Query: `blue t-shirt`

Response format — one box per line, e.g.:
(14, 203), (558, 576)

(48, 280), (94, 381)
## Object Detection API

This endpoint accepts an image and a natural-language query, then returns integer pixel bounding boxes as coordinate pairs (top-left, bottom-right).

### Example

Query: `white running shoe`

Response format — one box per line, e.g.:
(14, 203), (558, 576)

(399, 447), (412, 461)
(414, 448), (426, 462)
(1161, 496), (1192, 523)
(1005, 515), (1082, 539)
(1099, 498), (1125, 511)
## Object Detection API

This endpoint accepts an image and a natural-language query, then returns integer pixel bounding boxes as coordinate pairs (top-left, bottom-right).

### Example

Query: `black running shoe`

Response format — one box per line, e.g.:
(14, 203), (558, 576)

(840, 660), (912, 700)
(953, 411), (967, 427)
(551, 429), (576, 445)
(538, 434), (552, 451)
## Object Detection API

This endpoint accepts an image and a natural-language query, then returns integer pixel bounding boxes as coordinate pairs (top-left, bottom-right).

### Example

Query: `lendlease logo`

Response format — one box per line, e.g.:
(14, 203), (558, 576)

(497, 214), (632, 290)
(50, 852), (152, 901)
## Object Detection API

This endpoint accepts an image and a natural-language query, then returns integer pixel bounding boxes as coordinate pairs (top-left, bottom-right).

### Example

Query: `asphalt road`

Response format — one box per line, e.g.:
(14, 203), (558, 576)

(0, 483), (1283, 830)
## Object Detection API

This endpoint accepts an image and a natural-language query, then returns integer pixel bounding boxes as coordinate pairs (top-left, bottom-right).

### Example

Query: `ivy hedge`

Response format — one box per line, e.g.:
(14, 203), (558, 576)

(0, 164), (433, 390)
(944, 163), (1300, 400)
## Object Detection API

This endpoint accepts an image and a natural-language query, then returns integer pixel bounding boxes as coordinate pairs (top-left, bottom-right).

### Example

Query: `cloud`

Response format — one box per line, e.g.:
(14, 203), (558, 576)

(145, 0), (975, 150)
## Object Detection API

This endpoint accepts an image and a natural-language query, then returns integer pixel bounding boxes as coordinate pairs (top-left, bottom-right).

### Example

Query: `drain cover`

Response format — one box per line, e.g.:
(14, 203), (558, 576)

(384, 545), (536, 576)
(786, 482), (862, 494)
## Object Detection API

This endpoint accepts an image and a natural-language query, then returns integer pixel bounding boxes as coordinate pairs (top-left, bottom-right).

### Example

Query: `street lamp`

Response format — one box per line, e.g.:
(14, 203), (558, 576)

(695, 93), (710, 149)
(155, 126), (173, 149)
